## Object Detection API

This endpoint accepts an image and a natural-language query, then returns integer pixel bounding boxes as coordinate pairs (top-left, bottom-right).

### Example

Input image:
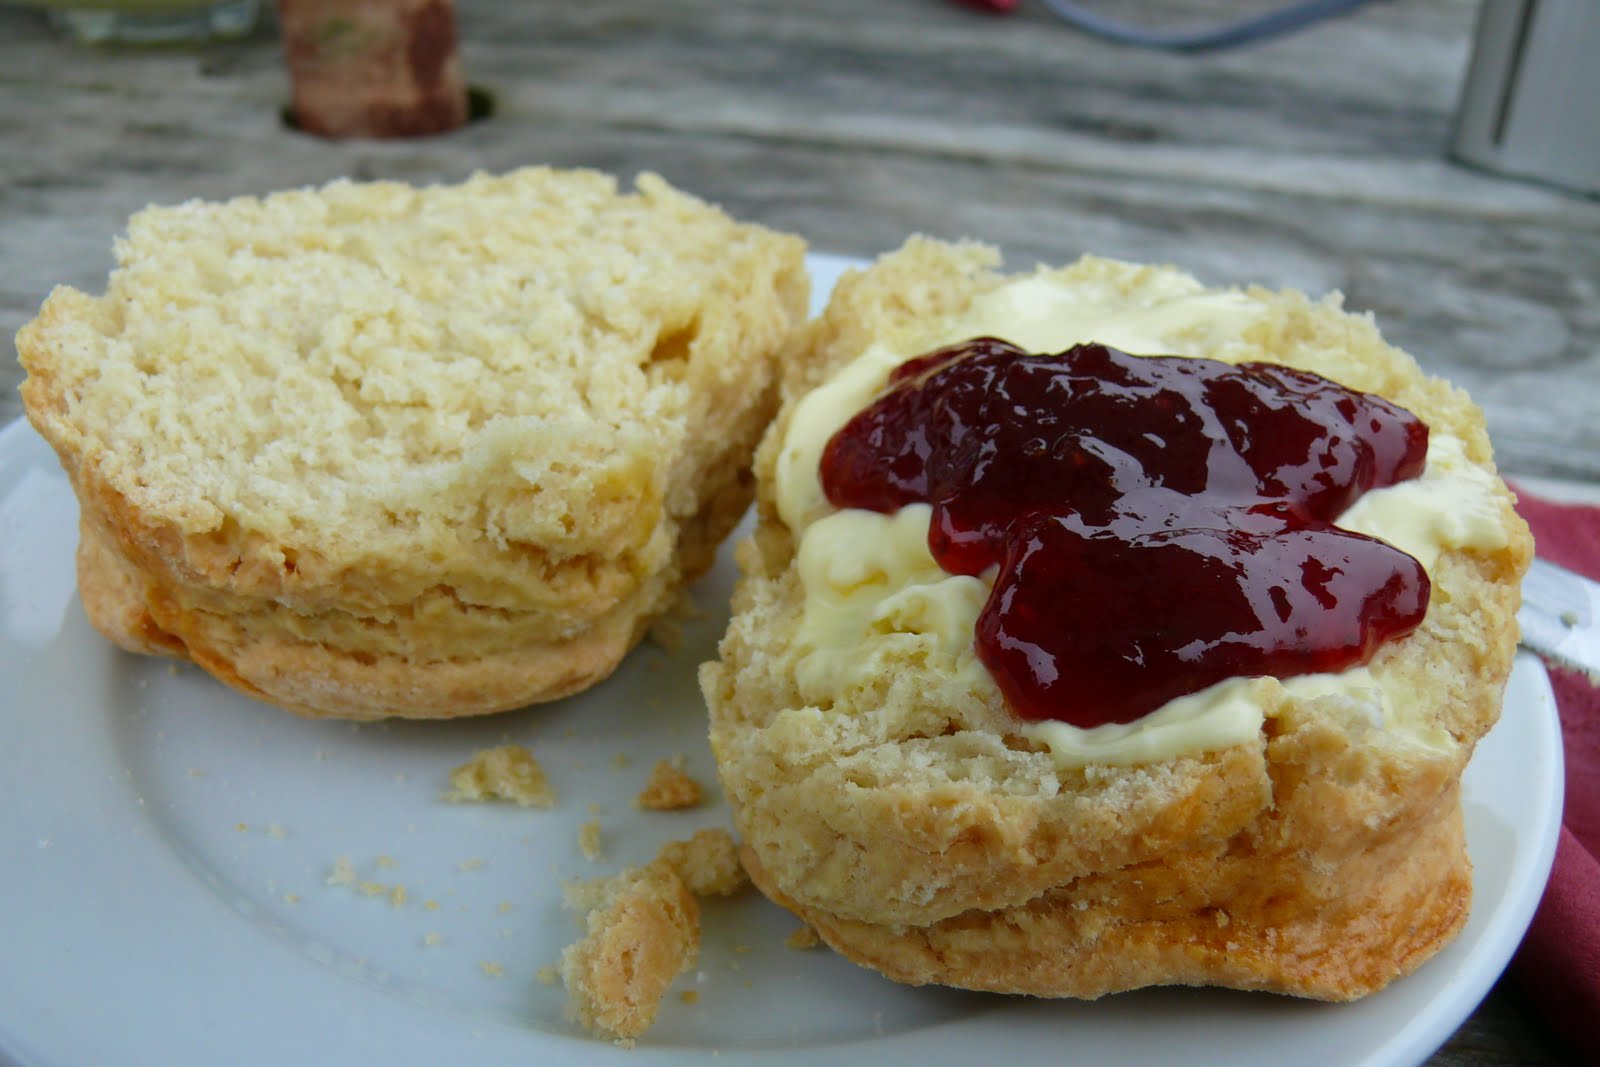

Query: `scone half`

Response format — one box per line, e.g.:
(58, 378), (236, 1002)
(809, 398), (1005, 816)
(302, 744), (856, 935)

(701, 238), (1531, 1000)
(20, 167), (808, 720)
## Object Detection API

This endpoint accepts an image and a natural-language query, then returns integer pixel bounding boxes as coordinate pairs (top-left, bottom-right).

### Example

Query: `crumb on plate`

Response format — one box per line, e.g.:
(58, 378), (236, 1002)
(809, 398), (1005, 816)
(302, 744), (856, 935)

(657, 828), (747, 897)
(325, 855), (357, 887)
(560, 859), (699, 1042)
(786, 924), (822, 950)
(636, 760), (704, 811)
(579, 820), (604, 862)
(443, 744), (555, 808)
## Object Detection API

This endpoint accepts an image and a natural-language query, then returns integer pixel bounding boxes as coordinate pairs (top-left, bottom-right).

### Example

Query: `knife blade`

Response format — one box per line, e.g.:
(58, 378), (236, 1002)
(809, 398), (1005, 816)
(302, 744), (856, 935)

(1518, 556), (1600, 683)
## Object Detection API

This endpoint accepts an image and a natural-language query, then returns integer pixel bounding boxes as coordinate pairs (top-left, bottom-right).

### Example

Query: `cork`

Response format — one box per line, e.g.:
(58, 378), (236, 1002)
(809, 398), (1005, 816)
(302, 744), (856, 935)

(280, 0), (468, 138)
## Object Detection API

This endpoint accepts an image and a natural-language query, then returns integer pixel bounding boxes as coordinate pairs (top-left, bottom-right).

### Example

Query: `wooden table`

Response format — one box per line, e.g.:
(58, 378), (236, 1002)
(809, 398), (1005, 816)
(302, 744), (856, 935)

(0, 1), (1590, 1063)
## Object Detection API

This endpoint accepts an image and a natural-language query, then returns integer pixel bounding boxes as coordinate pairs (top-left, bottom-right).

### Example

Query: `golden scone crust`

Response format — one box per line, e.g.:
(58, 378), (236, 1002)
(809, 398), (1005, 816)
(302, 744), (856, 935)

(19, 167), (808, 719)
(743, 785), (1470, 1000)
(700, 238), (1532, 1000)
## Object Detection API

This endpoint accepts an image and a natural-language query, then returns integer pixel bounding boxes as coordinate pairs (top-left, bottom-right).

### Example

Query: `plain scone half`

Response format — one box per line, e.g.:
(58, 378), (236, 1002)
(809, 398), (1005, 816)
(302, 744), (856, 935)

(19, 167), (808, 720)
(700, 237), (1534, 1001)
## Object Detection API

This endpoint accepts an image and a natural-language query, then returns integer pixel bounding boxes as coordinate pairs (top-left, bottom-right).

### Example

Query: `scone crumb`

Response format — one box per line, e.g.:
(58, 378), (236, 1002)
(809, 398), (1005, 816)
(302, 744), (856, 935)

(657, 828), (748, 897)
(424, 932), (443, 947)
(785, 924), (821, 950)
(266, 823), (288, 840)
(636, 760), (704, 811)
(536, 965), (560, 986)
(443, 745), (555, 808)
(390, 884), (408, 908)
(610, 752), (633, 770)
(325, 855), (357, 887)
(679, 989), (700, 1005)
(560, 859), (699, 1042)
(579, 820), (605, 862)
(481, 961), (505, 978)
(458, 857), (486, 872)
(283, 893), (302, 905)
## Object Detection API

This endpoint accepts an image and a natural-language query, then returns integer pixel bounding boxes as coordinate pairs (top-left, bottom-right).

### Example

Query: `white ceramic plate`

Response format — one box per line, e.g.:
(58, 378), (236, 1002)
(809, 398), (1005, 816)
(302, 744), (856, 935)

(0, 254), (1563, 1067)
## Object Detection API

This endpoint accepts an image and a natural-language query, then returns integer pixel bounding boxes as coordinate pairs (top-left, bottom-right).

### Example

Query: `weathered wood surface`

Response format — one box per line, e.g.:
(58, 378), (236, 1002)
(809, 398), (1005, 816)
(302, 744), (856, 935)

(0, 2), (1590, 1062)
(2, 0), (1598, 481)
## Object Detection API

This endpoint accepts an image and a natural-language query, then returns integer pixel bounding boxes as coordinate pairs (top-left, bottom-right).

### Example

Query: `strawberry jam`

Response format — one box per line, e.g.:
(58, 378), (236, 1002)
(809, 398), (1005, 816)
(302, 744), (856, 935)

(819, 338), (1430, 727)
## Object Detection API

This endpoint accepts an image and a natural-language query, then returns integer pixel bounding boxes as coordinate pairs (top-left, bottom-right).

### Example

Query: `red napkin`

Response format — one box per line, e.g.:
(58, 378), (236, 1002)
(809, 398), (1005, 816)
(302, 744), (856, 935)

(1509, 486), (1600, 1066)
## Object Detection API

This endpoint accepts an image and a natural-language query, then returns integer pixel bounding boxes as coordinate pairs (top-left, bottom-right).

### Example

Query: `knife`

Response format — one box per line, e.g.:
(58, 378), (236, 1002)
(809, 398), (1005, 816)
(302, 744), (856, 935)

(1519, 556), (1600, 683)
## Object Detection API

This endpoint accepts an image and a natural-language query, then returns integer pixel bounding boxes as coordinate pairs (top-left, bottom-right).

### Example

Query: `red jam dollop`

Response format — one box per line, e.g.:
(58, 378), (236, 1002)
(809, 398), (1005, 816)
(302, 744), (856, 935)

(818, 338), (1431, 728)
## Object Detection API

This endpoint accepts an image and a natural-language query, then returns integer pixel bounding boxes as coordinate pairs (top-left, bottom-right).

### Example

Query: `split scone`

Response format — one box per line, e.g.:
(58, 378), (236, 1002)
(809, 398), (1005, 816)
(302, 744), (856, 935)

(700, 238), (1532, 1000)
(19, 168), (808, 720)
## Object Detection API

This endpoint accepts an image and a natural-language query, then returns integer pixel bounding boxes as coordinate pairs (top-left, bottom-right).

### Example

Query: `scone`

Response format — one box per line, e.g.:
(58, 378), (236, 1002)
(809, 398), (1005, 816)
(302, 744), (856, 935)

(700, 238), (1532, 1000)
(19, 167), (808, 720)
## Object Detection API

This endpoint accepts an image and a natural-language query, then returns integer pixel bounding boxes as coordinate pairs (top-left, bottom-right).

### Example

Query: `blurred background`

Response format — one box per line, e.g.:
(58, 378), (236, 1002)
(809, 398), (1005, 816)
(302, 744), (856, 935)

(2, 1), (1595, 489)
(3, 1), (1597, 473)
(0, 2), (1595, 1063)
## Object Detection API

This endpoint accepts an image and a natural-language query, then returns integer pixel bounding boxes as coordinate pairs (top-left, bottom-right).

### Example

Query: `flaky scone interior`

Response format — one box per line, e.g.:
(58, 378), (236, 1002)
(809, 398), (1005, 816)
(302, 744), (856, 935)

(699, 237), (1532, 1000)
(20, 168), (808, 720)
